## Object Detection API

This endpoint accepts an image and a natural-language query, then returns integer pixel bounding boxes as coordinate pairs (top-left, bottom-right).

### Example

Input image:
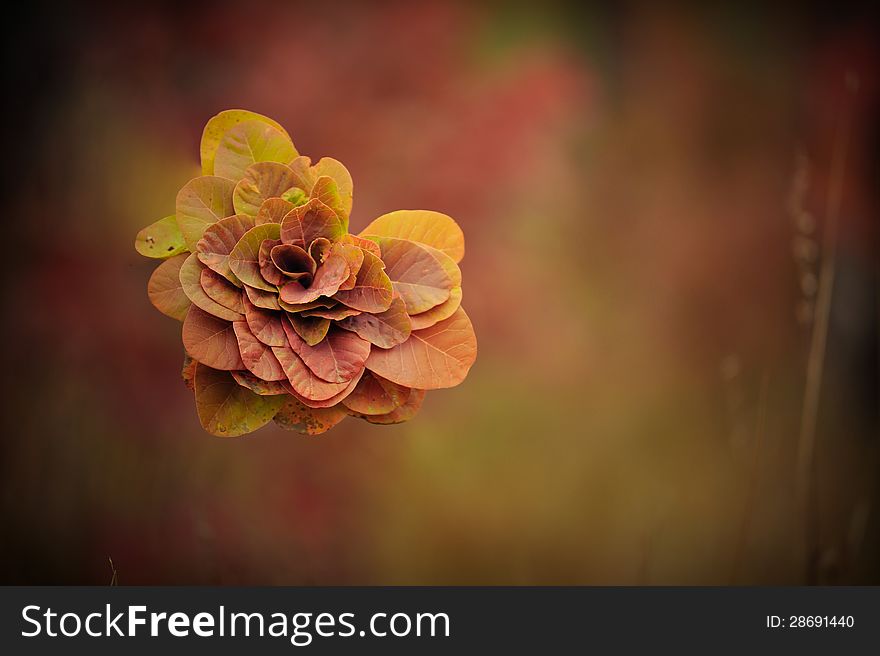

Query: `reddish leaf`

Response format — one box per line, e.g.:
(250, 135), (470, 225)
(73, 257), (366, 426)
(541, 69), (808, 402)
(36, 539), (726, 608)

(179, 254), (243, 321)
(255, 198), (295, 225)
(196, 214), (256, 282)
(288, 314), (331, 346)
(410, 286), (463, 330)
(332, 250), (393, 313)
(270, 243), (316, 282)
(148, 254), (191, 321)
(200, 267), (245, 314)
(232, 321), (286, 381)
(309, 237), (332, 265)
(283, 321), (370, 383)
(231, 370), (290, 396)
(360, 210), (465, 263)
(272, 343), (359, 402)
(280, 198), (345, 248)
(370, 237), (460, 314)
(183, 306), (245, 371)
(176, 176), (236, 250)
(340, 233), (381, 258)
(233, 162), (300, 216)
(193, 364), (285, 437)
(279, 246), (350, 304)
(341, 371), (411, 416)
(351, 389), (426, 425)
(278, 298), (335, 313)
(258, 238), (286, 286)
(274, 397), (348, 435)
(338, 294), (411, 348)
(242, 296), (286, 347)
(365, 307), (476, 389)
(228, 223), (282, 292)
(301, 305), (361, 321)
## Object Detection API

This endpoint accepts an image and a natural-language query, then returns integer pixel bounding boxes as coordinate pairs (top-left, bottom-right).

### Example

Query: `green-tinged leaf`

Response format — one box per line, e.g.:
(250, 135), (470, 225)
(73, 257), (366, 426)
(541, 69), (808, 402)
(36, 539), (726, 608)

(231, 370), (291, 396)
(200, 109), (291, 176)
(272, 343), (361, 403)
(274, 397), (348, 435)
(310, 176), (347, 229)
(228, 223), (281, 292)
(360, 210), (464, 263)
(341, 371), (410, 415)
(287, 155), (318, 191)
(196, 214), (256, 282)
(136, 215), (187, 259)
(283, 321), (370, 384)
(369, 236), (460, 314)
(333, 250), (393, 313)
(214, 120), (297, 181)
(312, 157), (353, 218)
(179, 254), (243, 321)
(193, 363), (285, 437)
(232, 321), (286, 381)
(233, 162), (300, 216)
(147, 254), (191, 321)
(200, 267), (245, 313)
(242, 295), (286, 346)
(176, 176), (236, 250)
(338, 294), (411, 348)
(365, 307), (476, 389)
(288, 313), (330, 346)
(255, 198), (295, 225)
(409, 286), (462, 330)
(280, 198), (345, 248)
(281, 187), (308, 207)
(182, 306), (245, 371)
(351, 389), (425, 425)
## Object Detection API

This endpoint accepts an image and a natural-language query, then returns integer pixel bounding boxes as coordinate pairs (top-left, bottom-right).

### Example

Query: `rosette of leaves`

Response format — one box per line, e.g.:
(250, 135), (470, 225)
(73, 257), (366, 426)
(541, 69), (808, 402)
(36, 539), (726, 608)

(135, 110), (477, 436)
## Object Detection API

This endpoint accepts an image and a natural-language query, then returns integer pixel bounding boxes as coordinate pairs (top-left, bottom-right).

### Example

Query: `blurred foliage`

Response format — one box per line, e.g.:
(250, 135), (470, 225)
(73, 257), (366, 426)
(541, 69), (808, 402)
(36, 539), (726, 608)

(0, 0), (877, 584)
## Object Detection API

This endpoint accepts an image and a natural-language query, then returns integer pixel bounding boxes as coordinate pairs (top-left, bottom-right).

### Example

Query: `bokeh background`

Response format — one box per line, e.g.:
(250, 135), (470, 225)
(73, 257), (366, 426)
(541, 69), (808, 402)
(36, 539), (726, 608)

(1, 1), (878, 584)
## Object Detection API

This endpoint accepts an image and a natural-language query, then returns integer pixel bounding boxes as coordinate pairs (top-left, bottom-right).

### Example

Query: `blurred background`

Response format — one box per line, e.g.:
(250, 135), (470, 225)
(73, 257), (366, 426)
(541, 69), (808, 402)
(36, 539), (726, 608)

(1, 0), (878, 584)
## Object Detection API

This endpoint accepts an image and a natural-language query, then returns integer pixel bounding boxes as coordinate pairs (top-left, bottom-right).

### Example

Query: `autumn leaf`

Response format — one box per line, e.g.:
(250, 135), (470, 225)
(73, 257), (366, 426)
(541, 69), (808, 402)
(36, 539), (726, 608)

(200, 109), (292, 176)
(338, 294), (410, 348)
(214, 120), (297, 181)
(368, 236), (460, 314)
(365, 307), (476, 389)
(135, 215), (187, 259)
(274, 396), (348, 435)
(148, 253), (191, 321)
(179, 253), (243, 322)
(193, 363), (285, 437)
(182, 306), (245, 371)
(176, 176), (236, 250)
(360, 210), (464, 263)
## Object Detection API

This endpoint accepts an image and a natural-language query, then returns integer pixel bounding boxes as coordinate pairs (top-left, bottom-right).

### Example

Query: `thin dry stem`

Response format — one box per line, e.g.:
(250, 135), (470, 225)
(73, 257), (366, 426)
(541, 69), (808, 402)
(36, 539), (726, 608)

(795, 73), (858, 581)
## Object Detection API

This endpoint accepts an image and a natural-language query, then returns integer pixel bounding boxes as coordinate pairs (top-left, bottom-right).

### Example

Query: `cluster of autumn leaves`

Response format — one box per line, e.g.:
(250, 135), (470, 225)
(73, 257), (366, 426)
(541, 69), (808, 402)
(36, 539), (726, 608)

(136, 110), (476, 436)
